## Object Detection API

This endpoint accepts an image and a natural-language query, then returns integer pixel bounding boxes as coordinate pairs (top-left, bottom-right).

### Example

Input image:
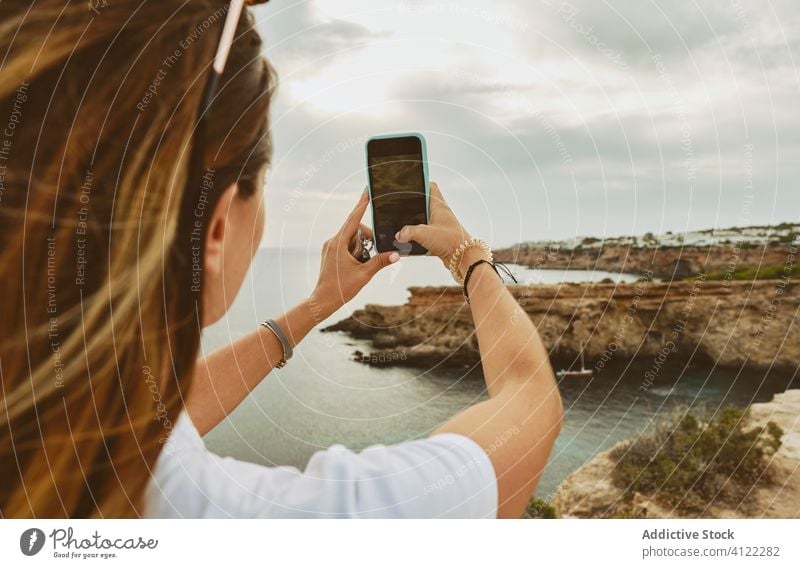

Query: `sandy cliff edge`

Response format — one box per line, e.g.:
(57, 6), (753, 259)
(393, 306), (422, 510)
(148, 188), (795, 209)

(552, 389), (800, 519)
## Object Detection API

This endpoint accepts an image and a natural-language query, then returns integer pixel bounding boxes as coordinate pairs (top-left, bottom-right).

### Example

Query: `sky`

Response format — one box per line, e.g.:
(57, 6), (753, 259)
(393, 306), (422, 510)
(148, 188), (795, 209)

(251, 0), (800, 249)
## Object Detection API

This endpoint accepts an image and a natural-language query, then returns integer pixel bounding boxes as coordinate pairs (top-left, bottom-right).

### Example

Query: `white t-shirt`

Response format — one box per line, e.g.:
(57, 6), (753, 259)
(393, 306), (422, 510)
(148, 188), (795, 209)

(144, 411), (498, 518)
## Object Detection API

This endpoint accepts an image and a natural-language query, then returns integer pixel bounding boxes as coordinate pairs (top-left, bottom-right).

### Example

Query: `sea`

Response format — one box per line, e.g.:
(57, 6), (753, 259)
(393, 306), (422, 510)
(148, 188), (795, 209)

(202, 248), (794, 500)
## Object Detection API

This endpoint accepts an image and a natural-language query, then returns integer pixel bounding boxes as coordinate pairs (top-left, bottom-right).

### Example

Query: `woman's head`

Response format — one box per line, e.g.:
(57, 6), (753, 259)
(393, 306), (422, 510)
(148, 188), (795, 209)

(0, 0), (276, 516)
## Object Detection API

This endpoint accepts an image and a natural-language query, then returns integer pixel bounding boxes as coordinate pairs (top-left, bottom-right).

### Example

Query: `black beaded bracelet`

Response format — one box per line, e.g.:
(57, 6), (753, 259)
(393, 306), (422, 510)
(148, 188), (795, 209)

(462, 259), (518, 303)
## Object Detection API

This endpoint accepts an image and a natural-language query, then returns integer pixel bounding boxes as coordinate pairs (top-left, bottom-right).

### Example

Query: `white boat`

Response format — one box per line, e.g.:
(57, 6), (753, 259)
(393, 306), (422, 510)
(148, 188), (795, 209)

(556, 351), (594, 379)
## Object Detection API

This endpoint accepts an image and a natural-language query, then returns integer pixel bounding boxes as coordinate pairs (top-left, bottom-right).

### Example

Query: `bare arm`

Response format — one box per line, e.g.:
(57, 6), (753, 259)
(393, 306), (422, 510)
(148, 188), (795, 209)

(396, 183), (563, 518)
(187, 190), (397, 436)
(187, 299), (320, 437)
(435, 248), (562, 518)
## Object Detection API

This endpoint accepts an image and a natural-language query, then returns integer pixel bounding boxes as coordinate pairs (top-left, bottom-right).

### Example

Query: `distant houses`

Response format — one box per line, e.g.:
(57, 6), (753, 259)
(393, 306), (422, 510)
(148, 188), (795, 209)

(513, 223), (799, 250)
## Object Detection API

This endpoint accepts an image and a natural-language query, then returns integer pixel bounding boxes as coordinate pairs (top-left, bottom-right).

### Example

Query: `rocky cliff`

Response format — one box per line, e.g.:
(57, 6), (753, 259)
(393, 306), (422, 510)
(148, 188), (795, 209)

(552, 389), (800, 518)
(493, 242), (794, 279)
(324, 279), (798, 373)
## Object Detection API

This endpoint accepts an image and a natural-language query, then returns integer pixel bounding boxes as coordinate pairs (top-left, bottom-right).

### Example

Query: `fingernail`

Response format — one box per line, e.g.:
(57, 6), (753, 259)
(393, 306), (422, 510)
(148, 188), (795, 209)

(394, 231), (400, 240)
(389, 252), (400, 263)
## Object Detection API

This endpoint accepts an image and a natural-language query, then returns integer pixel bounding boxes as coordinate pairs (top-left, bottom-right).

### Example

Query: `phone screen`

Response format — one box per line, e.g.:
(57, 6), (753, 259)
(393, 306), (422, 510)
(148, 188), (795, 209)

(367, 136), (428, 254)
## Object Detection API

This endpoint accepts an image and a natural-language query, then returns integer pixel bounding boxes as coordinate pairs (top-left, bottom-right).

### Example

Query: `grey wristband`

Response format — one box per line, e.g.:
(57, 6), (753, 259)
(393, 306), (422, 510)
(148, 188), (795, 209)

(260, 318), (293, 368)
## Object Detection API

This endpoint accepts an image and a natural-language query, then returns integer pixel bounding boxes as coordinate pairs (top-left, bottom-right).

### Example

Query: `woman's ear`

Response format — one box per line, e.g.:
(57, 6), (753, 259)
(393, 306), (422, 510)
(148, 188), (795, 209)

(204, 182), (238, 281)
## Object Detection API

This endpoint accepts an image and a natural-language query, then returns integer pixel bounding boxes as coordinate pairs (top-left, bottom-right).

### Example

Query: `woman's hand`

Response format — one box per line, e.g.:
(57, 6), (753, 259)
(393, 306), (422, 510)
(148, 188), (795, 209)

(309, 190), (399, 320)
(395, 182), (479, 272)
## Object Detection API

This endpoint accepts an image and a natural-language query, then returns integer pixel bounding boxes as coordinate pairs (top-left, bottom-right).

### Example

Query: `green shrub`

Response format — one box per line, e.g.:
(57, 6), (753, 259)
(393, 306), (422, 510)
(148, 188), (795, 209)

(523, 498), (557, 519)
(610, 407), (783, 513)
(700, 263), (798, 281)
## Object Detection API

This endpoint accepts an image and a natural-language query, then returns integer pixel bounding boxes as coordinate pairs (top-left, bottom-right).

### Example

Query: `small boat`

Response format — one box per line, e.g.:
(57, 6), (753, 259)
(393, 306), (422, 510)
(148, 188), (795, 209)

(556, 351), (594, 379)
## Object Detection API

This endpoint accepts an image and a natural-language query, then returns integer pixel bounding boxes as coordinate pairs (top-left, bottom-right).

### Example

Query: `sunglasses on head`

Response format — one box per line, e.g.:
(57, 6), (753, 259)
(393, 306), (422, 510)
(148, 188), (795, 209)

(185, 0), (271, 207)
(201, 0), (270, 114)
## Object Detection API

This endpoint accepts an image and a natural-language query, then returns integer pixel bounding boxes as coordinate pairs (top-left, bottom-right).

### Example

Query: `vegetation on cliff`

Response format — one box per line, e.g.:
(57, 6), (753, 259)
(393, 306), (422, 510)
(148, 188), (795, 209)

(523, 497), (557, 519)
(699, 262), (799, 282)
(552, 389), (800, 519)
(494, 223), (798, 279)
(610, 407), (783, 515)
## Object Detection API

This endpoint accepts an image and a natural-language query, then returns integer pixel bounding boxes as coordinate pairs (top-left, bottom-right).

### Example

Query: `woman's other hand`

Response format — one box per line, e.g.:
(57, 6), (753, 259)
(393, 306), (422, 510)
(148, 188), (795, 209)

(394, 182), (475, 269)
(309, 190), (399, 319)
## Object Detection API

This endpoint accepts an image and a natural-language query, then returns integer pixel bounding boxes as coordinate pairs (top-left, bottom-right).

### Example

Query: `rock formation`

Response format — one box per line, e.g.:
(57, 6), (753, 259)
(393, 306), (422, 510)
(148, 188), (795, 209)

(324, 279), (798, 374)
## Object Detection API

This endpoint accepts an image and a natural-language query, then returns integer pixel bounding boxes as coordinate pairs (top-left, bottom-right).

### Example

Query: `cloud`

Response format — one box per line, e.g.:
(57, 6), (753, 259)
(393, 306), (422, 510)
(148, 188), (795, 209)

(257, 1), (382, 76)
(253, 0), (800, 248)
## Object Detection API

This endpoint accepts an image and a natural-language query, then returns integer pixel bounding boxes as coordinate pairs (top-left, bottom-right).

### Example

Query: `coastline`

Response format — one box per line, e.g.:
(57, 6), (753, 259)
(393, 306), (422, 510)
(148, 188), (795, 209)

(324, 279), (799, 374)
(493, 241), (795, 279)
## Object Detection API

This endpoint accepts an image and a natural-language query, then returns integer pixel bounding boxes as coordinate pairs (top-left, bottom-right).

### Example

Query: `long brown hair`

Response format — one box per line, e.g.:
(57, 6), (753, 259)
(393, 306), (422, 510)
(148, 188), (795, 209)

(0, 1), (276, 517)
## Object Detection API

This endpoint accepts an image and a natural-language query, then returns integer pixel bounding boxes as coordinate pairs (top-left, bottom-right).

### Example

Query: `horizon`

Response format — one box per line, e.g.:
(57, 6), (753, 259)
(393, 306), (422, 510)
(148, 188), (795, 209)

(258, 219), (800, 251)
(251, 0), (800, 250)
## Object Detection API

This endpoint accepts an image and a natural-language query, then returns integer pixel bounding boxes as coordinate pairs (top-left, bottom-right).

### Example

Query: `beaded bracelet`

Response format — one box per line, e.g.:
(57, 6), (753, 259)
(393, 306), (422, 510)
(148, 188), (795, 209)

(448, 237), (492, 285)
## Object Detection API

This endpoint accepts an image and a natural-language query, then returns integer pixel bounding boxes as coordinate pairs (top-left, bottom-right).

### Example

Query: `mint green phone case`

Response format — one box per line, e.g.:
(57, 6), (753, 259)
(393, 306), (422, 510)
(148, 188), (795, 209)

(364, 132), (430, 255)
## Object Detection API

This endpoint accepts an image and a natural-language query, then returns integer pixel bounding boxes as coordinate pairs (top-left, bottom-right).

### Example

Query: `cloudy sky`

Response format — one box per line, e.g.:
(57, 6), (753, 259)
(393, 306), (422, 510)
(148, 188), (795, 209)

(251, 0), (799, 249)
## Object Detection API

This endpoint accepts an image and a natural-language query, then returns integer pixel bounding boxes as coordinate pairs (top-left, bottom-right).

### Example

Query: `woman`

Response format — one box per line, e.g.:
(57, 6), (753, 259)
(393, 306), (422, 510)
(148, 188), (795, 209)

(0, 1), (562, 518)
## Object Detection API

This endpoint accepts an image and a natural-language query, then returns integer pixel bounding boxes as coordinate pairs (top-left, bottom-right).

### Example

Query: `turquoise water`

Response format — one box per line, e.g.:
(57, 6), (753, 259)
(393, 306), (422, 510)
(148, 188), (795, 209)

(202, 248), (793, 503)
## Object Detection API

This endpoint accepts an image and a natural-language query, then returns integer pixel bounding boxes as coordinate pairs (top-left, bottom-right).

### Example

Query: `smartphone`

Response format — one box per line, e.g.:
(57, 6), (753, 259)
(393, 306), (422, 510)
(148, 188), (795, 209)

(365, 133), (429, 255)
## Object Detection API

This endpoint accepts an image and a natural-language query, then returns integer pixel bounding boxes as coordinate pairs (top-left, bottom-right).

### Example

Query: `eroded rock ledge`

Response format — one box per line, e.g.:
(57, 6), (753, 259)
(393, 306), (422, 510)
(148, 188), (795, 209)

(323, 280), (798, 373)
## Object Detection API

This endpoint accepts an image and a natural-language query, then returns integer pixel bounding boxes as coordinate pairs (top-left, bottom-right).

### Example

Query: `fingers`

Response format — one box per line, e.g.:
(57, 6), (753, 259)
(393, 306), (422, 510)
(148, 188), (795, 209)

(429, 181), (444, 202)
(347, 223), (375, 261)
(395, 223), (431, 245)
(429, 181), (448, 209)
(363, 250), (400, 276)
(357, 223), (373, 240)
(338, 187), (369, 239)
